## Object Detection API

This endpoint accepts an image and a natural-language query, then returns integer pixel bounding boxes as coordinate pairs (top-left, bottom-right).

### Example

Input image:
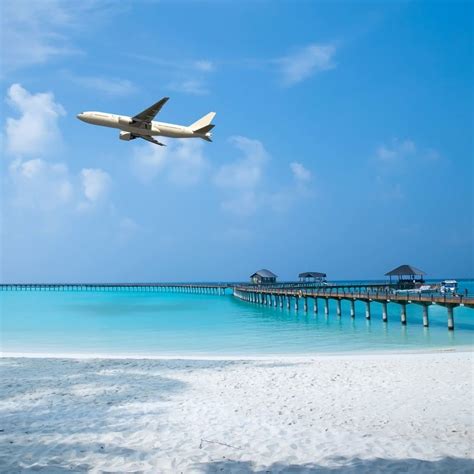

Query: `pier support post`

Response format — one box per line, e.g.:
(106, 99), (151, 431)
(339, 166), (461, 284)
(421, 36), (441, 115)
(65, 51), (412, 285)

(336, 299), (341, 316)
(400, 303), (407, 325)
(422, 304), (429, 328)
(324, 299), (329, 315)
(314, 298), (318, 314)
(287, 296), (291, 310)
(365, 301), (371, 320)
(295, 297), (299, 311)
(447, 305), (454, 331)
(274, 295), (278, 307)
(350, 299), (355, 318)
(382, 302), (388, 322)
(304, 297), (308, 312)
(279, 296), (283, 308)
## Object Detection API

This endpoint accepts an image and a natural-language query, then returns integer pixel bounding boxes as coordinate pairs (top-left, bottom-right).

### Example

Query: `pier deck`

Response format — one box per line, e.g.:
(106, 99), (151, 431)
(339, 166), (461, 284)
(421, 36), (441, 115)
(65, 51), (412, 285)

(233, 285), (474, 331)
(0, 283), (228, 294)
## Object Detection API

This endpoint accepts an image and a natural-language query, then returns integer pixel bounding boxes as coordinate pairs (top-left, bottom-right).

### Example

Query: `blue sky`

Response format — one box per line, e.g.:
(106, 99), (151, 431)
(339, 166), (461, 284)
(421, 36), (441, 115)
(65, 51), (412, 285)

(1, 0), (472, 282)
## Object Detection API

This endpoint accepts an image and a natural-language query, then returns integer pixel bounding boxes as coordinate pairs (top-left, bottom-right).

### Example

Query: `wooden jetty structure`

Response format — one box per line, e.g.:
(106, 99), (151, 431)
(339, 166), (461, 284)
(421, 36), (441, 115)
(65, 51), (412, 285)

(0, 283), (228, 295)
(2, 276), (472, 331)
(232, 285), (474, 331)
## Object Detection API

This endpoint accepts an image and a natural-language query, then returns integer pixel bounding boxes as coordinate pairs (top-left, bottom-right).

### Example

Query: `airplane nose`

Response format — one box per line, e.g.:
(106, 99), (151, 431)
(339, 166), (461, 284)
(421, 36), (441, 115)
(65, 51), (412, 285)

(76, 113), (84, 121)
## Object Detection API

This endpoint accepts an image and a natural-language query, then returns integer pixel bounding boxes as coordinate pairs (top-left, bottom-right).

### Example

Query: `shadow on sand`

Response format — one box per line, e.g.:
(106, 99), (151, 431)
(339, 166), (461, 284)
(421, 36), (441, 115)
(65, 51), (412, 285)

(194, 457), (474, 473)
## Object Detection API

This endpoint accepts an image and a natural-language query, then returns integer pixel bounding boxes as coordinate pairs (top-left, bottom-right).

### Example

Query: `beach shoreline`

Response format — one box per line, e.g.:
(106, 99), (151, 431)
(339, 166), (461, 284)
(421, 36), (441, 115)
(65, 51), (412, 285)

(1, 351), (473, 473)
(1, 345), (473, 361)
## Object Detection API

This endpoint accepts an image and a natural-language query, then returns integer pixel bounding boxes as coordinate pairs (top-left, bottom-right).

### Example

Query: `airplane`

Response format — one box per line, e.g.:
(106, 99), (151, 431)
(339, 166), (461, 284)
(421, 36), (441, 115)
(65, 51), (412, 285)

(76, 97), (215, 146)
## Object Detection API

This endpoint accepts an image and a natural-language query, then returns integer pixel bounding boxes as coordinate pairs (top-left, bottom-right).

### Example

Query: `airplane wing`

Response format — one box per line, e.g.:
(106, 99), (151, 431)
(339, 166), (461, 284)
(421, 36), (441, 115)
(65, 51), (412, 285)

(137, 134), (166, 146)
(132, 97), (169, 123)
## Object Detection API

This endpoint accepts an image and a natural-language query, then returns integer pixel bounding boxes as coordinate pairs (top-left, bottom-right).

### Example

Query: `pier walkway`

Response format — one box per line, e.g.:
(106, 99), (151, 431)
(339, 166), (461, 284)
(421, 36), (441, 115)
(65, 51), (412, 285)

(0, 283), (228, 295)
(233, 286), (474, 331)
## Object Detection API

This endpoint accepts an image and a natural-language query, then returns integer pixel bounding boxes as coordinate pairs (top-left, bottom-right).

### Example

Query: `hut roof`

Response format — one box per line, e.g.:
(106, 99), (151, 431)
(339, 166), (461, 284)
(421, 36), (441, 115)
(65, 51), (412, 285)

(385, 264), (426, 276)
(299, 272), (327, 278)
(250, 269), (277, 278)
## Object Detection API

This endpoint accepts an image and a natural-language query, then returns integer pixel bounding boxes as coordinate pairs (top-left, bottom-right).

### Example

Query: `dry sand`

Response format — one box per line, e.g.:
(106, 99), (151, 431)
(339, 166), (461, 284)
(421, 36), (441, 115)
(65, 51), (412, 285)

(0, 351), (473, 473)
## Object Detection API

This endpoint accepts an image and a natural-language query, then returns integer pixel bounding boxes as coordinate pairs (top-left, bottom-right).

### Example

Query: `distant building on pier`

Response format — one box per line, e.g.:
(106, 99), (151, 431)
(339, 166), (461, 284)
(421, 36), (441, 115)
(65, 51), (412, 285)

(250, 269), (277, 285)
(385, 264), (426, 289)
(298, 272), (327, 284)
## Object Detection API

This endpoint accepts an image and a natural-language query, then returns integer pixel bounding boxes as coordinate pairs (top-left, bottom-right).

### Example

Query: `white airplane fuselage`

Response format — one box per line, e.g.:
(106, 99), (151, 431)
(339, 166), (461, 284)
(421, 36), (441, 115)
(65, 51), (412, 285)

(77, 112), (198, 139)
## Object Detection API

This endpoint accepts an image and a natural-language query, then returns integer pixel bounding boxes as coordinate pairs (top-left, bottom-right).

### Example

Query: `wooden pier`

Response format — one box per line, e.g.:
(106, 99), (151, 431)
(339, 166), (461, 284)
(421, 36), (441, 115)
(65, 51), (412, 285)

(0, 283), (229, 295)
(2, 281), (472, 331)
(233, 285), (474, 331)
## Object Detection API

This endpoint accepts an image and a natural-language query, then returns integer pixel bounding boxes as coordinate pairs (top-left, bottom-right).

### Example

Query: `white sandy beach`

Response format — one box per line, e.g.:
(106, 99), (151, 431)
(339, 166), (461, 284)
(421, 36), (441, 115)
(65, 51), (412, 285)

(0, 351), (473, 473)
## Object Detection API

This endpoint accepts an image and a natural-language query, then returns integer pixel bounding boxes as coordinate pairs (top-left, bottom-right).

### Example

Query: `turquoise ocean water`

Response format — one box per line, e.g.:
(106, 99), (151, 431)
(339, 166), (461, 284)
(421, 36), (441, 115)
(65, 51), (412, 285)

(1, 280), (473, 356)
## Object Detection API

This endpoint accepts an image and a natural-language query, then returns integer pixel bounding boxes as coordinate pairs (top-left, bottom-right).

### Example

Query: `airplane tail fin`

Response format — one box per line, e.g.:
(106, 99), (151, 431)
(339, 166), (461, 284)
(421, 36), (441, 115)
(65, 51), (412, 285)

(190, 112), (216, 132)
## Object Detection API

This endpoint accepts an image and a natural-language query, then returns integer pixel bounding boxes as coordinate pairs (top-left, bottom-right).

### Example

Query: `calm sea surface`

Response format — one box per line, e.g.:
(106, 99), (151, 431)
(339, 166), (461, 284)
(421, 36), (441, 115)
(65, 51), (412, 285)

(1, 280), (473, 356)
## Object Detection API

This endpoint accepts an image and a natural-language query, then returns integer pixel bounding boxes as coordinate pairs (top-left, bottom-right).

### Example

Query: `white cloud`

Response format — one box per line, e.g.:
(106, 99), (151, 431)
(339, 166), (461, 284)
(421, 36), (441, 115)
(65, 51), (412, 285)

(276, 43), (336, 86)
(290, 162), (312, 182)
(0, 0), (115, 72)
(8, 158), (74, 211)
(132, 139), (207, 185)
(214, 136), (270, 216)
(116, 216), (140, 244)
(372, 138), (440, 201)
(221, 190), (261, 217)
(376, 139), (416, 163)
(214, 137), (314, 216)
(7, 159), (113, 213)
(169, 79), (209, 96)
(194, 60), (214, 72)
(68, 74), (136, 96)
(80, 168), (111, 202)
(130, 55), (215, 95)
(215, 136), (269, 190)
(374, 138), (441, 171)
(5, 83), (66, 156)
(4, 83), (112, 212)
(1, 0), (75, 71)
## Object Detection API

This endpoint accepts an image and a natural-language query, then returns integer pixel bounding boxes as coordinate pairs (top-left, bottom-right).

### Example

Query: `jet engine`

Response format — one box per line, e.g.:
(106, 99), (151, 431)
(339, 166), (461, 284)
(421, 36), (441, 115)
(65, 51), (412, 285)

(119, 131), (134, 141)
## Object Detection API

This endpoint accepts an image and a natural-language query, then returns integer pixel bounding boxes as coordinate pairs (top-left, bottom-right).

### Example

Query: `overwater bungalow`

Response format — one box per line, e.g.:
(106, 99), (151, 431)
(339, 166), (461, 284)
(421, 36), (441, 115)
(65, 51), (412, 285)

(299, 272), (327, 284)
(385, 264), (426, 289)
(250, 269), (277, 285)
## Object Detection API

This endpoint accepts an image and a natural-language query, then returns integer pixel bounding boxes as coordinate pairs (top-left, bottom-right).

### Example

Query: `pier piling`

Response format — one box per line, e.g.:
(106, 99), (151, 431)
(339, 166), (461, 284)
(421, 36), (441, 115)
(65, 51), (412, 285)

(447, 305), (455, 331)
(365, 301), (371, 320)
(382, 301), (388, 322)
(422, 304), (429, 328)
(400, 304), (407, 325)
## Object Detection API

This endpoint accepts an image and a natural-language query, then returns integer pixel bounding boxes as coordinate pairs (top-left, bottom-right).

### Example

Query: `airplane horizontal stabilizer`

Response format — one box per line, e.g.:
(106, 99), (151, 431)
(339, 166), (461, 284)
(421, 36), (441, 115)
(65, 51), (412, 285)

(193, 124), (214, 135)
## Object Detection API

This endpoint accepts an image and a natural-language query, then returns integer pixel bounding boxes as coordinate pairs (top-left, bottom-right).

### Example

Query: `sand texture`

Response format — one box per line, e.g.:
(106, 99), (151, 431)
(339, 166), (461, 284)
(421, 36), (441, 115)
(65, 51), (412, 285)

(0, 352), (473, 473)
